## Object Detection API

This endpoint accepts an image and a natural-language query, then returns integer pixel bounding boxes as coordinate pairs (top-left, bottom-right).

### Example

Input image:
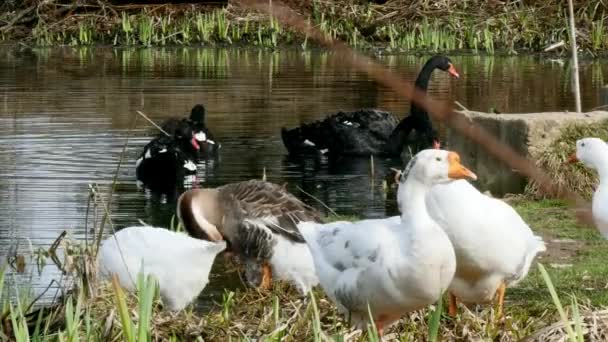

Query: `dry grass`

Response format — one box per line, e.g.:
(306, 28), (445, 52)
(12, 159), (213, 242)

(525, 120), (608, 200)
(77, 279), (608, 341)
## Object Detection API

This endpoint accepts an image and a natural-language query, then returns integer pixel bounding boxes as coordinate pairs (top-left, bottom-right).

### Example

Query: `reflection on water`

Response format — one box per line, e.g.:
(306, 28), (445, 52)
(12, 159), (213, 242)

(0, 46), (606, 308)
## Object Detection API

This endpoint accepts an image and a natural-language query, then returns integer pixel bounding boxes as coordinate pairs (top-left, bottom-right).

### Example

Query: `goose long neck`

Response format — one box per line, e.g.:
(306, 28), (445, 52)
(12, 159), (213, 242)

(592, 153), (608, 182)
(177, 189), (224, 241)
(397, 177), (433, 223)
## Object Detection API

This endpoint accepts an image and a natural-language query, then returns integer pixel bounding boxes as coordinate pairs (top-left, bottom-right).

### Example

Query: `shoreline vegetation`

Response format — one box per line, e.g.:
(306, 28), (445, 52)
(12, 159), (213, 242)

(0, 0), (607, 56)
(3, 120), (608, 340)
(2, 195), (608, 340)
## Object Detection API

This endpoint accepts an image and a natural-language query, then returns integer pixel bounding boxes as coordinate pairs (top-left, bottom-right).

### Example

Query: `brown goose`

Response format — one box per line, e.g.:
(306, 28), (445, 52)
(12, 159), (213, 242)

(176, 179), (324, 293)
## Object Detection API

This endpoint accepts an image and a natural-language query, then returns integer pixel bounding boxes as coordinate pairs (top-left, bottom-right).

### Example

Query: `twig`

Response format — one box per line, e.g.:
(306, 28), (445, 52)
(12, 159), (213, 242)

(590, 104), (608, 111)
(544, 40), (565, 52)
(0, 5), (35, 32)
(568, 0), (582, 113)
(454, 100), (469, 112)
(136, 110), (171, 137)
(295, 185), (338, 217)
(96, 113), (138, 256)
(22, 279), (63, 317)
(91, 184), (137, 288)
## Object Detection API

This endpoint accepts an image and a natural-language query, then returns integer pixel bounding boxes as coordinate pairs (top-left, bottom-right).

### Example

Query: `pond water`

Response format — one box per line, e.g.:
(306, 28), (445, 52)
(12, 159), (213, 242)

(0, 46), (606, 309)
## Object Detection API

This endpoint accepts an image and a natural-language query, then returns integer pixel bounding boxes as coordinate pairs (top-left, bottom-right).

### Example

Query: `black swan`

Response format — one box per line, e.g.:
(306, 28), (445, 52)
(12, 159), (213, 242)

(136, 120), (200, 195)
(281, 55), (459, 157)
(160, 104), (220, 159)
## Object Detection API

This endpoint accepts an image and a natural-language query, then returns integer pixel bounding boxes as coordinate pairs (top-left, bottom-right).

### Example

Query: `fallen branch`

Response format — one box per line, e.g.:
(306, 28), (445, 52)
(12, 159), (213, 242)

(0, 5), (36, 32)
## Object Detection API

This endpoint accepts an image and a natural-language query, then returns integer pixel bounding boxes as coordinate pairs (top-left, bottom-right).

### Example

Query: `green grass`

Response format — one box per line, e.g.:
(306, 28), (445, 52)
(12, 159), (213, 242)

(507, 198), (608, 317)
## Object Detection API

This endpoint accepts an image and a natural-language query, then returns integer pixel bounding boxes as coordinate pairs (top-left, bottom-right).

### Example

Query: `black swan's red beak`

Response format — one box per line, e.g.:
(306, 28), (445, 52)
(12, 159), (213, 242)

(447, 63), (460, 79)
(432, 139), (441, 149)
(191, 136), (201, 150)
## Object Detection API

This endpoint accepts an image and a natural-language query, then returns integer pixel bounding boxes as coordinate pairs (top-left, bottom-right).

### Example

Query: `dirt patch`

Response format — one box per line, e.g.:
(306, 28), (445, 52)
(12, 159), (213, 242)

(536, 232), (586, 266)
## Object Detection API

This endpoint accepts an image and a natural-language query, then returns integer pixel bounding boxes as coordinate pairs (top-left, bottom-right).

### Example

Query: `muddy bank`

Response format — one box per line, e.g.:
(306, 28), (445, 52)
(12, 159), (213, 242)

(0, 0), (607, 54)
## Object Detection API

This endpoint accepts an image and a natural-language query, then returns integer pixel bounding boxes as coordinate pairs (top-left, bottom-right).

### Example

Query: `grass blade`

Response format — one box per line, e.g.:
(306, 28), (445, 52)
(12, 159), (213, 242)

(427, 293), (443, 342)
(537, 263), (577, 342)
(111, 274), (135, 342)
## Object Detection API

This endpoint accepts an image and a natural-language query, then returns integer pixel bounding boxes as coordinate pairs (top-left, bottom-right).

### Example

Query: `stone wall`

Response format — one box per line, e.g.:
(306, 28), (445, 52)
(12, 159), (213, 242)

(444, 110), (608, 195)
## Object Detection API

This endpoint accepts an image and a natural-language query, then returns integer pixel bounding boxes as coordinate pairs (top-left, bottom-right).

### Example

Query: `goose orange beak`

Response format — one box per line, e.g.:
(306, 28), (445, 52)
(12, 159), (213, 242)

(447, 63), (460, 79)
(447, 152), (477, 180)
(566, 153), (578, 164)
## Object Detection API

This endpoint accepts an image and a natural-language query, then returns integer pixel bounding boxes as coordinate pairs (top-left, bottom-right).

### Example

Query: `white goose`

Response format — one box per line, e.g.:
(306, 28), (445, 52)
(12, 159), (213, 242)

(425, 179), (546, 317)
(298, 149), (477, 336)
(568, 137), (608, 239)
(97, 226), (226, 311)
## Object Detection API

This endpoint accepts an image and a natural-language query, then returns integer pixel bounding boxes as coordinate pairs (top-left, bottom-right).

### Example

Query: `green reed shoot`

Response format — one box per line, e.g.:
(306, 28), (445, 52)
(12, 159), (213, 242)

(136, 271), (158, 341)
(112, 274), (135, 341)
(78, 22), (92, 45)
(222, 290), (235, 322)
(427, 294), (443, 342)
(9, 301), (30, 342)
(309, 291), (322, 342)
(215, 11), (230, 43)
(138, 16), (154, 47)
(537, 263), (580, 342)
(121, 12), (133, 45)
(591, 18), (605, 51)
(64, 291), (84, 341)
(366, 304), (380, 342)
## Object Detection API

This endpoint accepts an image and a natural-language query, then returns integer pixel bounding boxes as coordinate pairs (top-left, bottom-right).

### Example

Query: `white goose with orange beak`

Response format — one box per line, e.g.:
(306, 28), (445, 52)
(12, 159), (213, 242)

(298, 149), (476, 336)
(425, 158), (546, 318)
(567, 137), (608, 238)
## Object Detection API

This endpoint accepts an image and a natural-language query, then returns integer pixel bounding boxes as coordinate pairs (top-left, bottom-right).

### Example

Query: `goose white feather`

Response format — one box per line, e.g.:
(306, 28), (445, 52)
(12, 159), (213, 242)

(267, 233), (318, 294)
(298, 149), (476, 333)
(97, 226), (226, 311)
(426, 179), (546, 305)
(569, 137), (608, 238)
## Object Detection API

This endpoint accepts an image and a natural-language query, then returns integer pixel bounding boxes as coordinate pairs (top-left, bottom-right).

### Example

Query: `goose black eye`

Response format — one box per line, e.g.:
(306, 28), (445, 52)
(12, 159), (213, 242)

(581, 143), (586, 147)
(435, 157), (441, 161)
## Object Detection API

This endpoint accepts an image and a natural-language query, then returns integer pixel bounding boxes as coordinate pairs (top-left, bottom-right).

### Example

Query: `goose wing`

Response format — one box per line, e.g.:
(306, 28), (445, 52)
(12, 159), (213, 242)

(218, 180), (323, 242)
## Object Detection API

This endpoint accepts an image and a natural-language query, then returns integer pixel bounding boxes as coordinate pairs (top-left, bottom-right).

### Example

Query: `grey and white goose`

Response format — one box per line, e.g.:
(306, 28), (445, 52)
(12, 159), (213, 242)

(176, 179), (323, 294)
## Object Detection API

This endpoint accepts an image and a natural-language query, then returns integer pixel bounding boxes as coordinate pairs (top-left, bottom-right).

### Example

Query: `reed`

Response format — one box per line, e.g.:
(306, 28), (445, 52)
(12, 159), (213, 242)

(1, 0), (607, 55)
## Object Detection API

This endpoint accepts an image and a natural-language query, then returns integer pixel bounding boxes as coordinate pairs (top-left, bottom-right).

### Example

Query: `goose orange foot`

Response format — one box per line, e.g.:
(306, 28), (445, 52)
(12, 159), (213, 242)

(448, 292), (458, 317)
(374, 320), (385, 338)
(495, 281), (506, 319)
(261, 262), (273, 290)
